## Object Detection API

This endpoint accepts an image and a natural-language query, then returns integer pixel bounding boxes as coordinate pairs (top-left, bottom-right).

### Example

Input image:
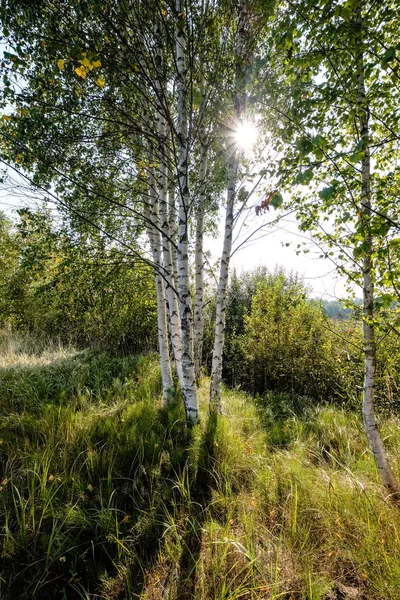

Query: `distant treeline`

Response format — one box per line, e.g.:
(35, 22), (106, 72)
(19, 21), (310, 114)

(319, 298), (363, 320)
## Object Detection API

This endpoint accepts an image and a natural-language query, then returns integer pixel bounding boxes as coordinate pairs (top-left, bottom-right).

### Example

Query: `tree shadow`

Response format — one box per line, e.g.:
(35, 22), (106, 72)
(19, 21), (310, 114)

(175, 411), (218, 600)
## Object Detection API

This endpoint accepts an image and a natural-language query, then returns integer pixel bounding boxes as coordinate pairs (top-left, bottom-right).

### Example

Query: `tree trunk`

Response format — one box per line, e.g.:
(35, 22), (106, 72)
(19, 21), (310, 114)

(193, 72), (208, 381)
(155, 17), (184, 389)
(160, 149), (184, 388)
(209, 155), (237, 410)
(357, 3), (399, 497)
(210, 0), (247, 411)
(146, 156), (174, 406)
(175, 0), (199, 424)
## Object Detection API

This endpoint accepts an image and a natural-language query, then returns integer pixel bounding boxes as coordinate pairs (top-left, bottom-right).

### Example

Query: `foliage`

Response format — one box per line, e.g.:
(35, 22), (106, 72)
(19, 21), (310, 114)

(0, 210), (158, 351)
(264, 0), (400, 331)
(207, 268), (400, 412)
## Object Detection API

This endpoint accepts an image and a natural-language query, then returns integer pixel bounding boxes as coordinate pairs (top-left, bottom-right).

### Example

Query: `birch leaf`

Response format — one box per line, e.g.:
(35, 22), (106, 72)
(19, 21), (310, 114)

(74, 66), (87, 79)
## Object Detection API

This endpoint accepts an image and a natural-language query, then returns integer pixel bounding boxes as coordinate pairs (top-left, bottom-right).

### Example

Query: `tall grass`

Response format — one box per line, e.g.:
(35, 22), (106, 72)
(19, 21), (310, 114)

(1, 331), (400, 599)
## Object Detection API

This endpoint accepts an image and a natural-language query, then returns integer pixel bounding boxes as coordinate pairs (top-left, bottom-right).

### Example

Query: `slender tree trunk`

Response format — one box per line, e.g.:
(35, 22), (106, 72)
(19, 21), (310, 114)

(210, 155), (238, 410)
(175, 0), (199, 424)
(160, 147), (184, 388)
(193, 72), (208, 381)
(210, 0), (247, 411)
(168, 176), (180, 292)
(146, 155), (174, 406)
(155, 18), (184, 388)
(357, 4), (399, 497)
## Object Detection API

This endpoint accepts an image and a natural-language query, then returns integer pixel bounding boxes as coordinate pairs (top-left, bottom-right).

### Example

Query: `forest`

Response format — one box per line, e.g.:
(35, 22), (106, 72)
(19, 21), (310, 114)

(1, 0), (400, 598)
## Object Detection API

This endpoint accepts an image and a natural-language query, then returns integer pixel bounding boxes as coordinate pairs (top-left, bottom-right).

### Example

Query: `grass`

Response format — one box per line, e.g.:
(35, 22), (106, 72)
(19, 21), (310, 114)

(1, 331), (400, 599)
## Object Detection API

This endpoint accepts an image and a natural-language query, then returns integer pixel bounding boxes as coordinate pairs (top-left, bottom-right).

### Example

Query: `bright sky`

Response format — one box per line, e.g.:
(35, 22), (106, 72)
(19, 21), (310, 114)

(205, 207), (351, 300)
(0, 169), (352, 300)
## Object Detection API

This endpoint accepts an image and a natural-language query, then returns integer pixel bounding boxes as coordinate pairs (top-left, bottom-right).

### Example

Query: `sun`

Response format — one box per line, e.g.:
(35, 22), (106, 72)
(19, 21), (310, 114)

(235, 120), (258, 151)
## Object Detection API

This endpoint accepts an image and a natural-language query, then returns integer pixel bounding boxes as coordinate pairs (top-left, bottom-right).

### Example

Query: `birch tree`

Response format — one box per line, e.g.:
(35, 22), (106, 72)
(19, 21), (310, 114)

(210, 0), (249, 410)
(266, 0), (400, 495)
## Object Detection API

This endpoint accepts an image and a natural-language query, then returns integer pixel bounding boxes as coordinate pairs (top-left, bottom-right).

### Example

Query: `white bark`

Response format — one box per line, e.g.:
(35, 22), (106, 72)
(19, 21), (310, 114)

(357, 3), (399, 497)
(168, 178), (180, 293)
(210, 0), (247, 411)
(175, 0), (199, 424)
(210, 156), (237, 410)
(193, 73), (208, 381)
(160, 151), (184, 388)
(155, 17), (184, 389)
(145, 160), (174, 406)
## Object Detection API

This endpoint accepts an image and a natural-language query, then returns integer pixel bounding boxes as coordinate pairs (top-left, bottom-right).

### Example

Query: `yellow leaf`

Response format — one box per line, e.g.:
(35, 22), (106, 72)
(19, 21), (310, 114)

(57, 59), (65, 71)
(161, 9), (167, 15)
(16, 154), (23, 164)
(48, 474), (55, 481)
(78, 57), (92, 68)
(92, 60), (102, 68)
(104, 35), (110, 43)
(2, 115), (11, 121)
(74, 65), (87, 79)
(96, 76), (105, 89)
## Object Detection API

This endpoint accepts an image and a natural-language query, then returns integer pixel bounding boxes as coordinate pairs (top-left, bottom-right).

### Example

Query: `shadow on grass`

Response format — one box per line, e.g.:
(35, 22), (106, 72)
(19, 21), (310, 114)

(0, 345), (223, 600)
(175, 411), (218, 600)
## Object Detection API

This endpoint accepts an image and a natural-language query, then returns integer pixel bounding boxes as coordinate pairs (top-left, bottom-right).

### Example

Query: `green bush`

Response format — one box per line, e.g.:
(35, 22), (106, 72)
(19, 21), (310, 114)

(211, 268), (400, 411)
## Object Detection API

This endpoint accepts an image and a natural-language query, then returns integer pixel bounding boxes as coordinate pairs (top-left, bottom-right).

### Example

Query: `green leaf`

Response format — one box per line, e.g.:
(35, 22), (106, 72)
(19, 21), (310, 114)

(381, 47), (396, 67)
(271, 192), (283, 208)
(375, 293), (394, 309)
(295, 168), (313, 185)
(318, 186), (336, 201)
(349, 151), (364, 163)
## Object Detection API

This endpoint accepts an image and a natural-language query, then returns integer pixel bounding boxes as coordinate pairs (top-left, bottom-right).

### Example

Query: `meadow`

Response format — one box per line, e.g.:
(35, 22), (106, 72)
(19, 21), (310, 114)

(1, 331), (400, 599)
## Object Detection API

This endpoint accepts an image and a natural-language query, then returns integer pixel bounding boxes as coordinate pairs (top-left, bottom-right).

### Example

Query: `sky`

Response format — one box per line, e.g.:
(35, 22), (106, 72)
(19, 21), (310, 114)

(0, 167), (352, 301)
(205, 206), (351, 300)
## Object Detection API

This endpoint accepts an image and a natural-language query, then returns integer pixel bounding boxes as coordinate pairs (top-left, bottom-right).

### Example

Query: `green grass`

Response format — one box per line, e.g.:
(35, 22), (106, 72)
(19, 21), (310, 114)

(1, 331), (400, 599)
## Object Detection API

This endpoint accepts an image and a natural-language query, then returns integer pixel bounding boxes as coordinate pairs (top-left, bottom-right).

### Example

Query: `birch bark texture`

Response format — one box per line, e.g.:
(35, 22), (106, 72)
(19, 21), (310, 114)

(210, 0), (247, 411)
(175, 0), (199, 423)
(356, 3), (399, 497)
(154, 17), (184, 389)
(193, 69), (208, 381)
(145, 157), (174, 406)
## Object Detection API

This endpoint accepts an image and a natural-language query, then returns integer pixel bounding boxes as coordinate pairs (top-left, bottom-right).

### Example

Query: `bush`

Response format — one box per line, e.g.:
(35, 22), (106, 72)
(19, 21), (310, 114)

(211, 267), (400, 412)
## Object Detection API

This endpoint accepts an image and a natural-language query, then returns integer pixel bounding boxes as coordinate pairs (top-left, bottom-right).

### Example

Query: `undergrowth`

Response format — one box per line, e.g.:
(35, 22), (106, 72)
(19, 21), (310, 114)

(1, 332), (400, 599)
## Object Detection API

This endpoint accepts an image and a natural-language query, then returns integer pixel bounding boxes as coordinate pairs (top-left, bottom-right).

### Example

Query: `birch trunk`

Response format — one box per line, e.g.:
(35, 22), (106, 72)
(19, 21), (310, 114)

(160, 150), (184, 388)
(168, 178), (180, 293)
(210, 0), (247, 411)
(193, 84), (208, 381)
(357, 3), (399, 497)
(146, 158), (174, 406)
(175, 0), (199, 424)
(155, 18), (184, 388)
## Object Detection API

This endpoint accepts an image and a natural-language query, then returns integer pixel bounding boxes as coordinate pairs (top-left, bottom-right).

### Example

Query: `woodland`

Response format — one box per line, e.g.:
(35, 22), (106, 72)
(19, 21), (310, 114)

(1, 0), (400, 598)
